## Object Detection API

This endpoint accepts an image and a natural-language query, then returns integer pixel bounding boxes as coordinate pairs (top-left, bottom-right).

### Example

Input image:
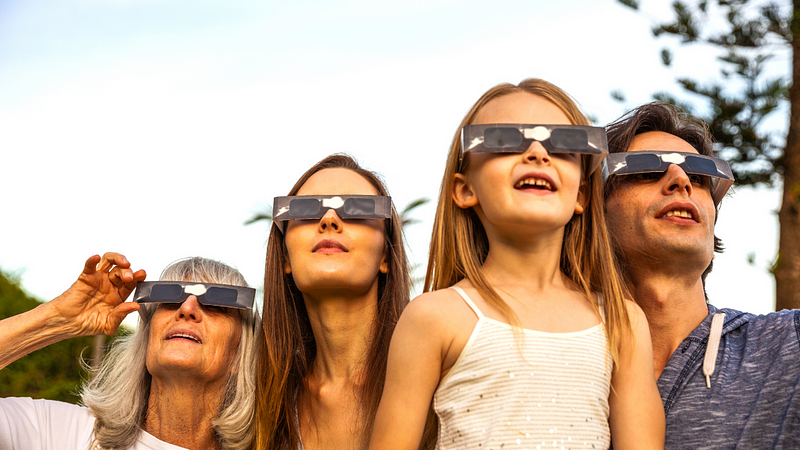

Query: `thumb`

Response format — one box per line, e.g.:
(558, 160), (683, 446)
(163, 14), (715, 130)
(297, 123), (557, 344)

(106, 302), (142, 334)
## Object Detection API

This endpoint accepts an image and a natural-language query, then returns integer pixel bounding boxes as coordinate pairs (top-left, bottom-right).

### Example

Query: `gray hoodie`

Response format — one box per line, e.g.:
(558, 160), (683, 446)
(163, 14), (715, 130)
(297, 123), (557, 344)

(659, 304), (800, 449)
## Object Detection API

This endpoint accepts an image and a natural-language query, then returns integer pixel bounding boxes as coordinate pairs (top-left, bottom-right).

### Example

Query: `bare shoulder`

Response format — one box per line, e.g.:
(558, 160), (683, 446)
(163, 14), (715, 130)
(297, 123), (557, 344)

(615, 299), (655, 361)
(402, 288), (471, 324)
(398, 286), (479, 370)
(623, 299), (649, 331)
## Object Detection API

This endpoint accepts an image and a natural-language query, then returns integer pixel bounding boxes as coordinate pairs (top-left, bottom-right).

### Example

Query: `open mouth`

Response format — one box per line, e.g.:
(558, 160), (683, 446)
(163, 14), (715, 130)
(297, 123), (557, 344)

(658, 204), (699, 222)
(515, 177), (554, 191)
(664, 210), (693, 219)
(166, 332), (202, 344)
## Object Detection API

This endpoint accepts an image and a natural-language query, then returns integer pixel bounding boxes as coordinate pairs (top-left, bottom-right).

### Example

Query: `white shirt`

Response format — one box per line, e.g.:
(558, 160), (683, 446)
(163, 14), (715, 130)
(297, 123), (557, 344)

(0, 397), (187, 450)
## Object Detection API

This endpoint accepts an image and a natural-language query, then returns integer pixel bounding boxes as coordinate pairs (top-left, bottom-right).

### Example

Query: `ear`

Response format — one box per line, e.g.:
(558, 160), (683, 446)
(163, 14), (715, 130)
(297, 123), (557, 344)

(379, 253), (389, 274)
(283, 259), (292, 275)
(574, 181), (589, 215)
(452, 173), (479, 209)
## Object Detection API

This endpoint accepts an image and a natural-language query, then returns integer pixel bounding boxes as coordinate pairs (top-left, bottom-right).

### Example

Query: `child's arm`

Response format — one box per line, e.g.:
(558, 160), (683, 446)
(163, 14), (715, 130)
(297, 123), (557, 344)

(608, 301), (665, 449)
(369, 292), (450, 450)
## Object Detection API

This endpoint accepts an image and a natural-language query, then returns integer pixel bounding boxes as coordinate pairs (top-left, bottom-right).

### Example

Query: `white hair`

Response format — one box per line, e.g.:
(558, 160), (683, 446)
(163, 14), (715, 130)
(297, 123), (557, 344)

(80, 257), (259, 450)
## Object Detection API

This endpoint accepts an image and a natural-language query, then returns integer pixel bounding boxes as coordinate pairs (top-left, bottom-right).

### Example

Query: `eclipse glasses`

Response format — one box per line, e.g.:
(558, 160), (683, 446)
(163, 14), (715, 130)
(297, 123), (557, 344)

(460, 124), (609, 174)
(133, 281), (255, 309)
(602, 151), (734, 204)
(273, 195), (392, 233)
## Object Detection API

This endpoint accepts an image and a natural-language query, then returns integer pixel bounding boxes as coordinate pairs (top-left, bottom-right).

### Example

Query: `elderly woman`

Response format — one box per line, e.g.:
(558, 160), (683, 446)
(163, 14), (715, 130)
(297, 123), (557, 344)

(0, 253), (258, 450)
(254, 154), (425, 449)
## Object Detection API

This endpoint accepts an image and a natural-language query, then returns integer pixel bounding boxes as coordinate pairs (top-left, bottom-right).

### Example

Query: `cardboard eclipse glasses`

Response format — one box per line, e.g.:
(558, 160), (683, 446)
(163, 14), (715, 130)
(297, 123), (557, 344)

(272, 195), (392, 233)
(133, 281), (255, 309)
(602, 151), (734, 203)
(460, 124), (609, 174)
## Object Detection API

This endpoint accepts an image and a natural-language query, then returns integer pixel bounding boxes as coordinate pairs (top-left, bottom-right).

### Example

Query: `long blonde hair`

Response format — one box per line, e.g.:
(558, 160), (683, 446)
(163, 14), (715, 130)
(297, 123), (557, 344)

(424, 78), (631, 365)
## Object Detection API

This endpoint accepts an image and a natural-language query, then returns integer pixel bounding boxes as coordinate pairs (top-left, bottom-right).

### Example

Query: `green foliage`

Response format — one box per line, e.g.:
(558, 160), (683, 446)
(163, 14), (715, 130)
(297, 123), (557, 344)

(616, 0), (791, 186)
(0, 270), (131, 404)
(243, 204), (272, 226)
(400, 197), (430, 227)
(661, 48), (673, 66)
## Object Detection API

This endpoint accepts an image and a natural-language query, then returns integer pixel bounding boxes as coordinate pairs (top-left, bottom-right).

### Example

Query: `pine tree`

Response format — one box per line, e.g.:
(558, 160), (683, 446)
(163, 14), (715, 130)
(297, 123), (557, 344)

(618, 0), (800, 310)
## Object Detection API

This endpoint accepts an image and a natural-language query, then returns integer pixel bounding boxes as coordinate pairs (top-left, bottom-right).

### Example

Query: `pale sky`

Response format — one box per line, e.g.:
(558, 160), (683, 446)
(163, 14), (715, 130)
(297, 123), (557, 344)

(0, 0), (786, 326)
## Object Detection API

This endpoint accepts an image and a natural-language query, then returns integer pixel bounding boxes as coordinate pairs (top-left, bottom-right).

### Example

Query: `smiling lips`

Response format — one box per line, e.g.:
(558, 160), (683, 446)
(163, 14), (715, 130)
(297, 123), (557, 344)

(515, 175), (555, 191)
(313, 239), (348, 254)
(657, 203), (699, 222)
(166, 330), (202, 344)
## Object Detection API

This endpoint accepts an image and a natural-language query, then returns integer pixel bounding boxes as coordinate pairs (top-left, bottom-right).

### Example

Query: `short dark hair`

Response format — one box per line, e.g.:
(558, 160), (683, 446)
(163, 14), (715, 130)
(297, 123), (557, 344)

(604, 102), (724, 291)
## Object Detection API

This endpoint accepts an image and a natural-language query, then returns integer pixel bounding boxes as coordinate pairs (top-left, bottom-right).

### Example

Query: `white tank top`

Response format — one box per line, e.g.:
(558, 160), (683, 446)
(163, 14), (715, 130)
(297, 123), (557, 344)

(433, 286), (612, 450)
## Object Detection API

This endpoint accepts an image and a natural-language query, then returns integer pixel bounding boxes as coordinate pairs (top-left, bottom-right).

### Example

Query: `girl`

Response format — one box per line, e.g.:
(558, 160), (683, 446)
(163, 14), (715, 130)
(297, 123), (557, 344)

(253, 154), (419, 450)
(369, 80), (664, 449)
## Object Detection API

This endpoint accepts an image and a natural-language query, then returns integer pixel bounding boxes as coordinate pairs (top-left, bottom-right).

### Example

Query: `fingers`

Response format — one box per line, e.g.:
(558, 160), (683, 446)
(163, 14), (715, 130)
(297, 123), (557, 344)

(118, 269), (147, 301)
(109, 267), (145, 285)
(96, 252), (131, 273)
(106, 302), (142, 334)
(82, 254), (102, 276)
(131, 268), (147, 285)
(108, 267), (134, 287)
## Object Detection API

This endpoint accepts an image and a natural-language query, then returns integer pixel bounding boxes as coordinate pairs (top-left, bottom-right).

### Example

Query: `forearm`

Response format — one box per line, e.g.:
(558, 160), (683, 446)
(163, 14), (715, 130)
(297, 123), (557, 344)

(0, 302), (76, 370)
(609, 301), (665, 449)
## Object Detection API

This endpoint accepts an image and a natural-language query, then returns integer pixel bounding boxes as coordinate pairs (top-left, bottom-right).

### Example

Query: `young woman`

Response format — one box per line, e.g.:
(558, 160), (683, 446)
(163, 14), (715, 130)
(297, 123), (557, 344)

(253, 154), (415, 450)
(370, 79), (664, 449)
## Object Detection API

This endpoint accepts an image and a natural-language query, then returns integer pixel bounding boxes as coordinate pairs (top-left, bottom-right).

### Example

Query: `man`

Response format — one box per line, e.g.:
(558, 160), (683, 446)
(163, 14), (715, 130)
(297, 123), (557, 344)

(603, 102), (800, 449)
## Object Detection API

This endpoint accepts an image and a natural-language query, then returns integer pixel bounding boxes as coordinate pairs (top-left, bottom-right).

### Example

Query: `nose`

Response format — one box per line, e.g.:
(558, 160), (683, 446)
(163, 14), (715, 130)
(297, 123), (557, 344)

(176, 295), (202, 322)
(662, 163), (693, 198)
(522, 141), (551, 165)
(318, 208), (344, 233)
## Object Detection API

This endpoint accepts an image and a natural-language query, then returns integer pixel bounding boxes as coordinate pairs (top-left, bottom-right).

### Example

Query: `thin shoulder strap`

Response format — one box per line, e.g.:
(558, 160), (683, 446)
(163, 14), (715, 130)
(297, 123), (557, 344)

(450, 286), (485, 319)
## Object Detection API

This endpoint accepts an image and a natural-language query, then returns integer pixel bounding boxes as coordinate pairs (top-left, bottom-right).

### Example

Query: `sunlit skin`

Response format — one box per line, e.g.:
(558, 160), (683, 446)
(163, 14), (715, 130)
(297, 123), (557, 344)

(605, 131), (715, 377)
(457, 92), (586, 247)
(146, 296), (241, 383)
(144, 295), (241, 450)
(451, 92), (593, 333)
(283, 168), (388, 299)
(369, 91), (663, 450)
(282, 167), (390, 450)
(605, 131), (716, 275)
(0, 252), (245, 450)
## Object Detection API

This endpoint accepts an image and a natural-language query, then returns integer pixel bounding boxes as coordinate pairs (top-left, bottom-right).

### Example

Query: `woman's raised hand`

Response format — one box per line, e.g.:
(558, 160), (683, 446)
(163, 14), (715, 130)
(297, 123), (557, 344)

(0, 252), (146, 370)
(49, 252), (146, 337)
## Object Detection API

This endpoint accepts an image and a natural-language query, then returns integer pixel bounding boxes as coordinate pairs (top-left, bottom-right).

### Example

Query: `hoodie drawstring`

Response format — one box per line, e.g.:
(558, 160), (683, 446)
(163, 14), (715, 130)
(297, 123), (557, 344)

(703, 313), (726, 389)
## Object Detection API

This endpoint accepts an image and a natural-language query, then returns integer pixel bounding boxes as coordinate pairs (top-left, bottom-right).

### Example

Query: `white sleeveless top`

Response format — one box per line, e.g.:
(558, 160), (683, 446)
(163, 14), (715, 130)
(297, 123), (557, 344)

(433, 287), (612, 450)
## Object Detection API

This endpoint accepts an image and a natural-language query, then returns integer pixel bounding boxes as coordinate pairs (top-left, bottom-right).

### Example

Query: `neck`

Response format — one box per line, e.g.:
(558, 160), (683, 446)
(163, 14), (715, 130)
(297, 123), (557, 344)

(625, 264), (709, 378)
(302, 285), (377, 383)
(143, 377), (226, 450)
(481, 226), (566, 290)
(296, 288), (378, 448)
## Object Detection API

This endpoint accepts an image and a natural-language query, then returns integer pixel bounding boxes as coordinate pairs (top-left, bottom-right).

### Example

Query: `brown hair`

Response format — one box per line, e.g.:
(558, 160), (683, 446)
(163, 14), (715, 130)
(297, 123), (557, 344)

(253, 154), (411, 450)
(425, 78), (632, 364)
(604, 102), (723, 286)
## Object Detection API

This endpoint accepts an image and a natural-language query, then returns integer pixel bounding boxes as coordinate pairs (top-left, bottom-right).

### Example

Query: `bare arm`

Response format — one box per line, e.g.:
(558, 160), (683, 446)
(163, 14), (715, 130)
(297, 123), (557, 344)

(608, 301), (665, 449)
(369, 293), (448, 450)
(0, 253), (145, 370)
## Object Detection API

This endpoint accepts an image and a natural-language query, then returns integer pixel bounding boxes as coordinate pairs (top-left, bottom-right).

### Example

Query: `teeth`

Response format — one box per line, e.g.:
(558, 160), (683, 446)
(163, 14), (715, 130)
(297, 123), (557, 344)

(169, 333), (200, 343)
(516, 178), (552, 190)
(665, 210), (693, 219)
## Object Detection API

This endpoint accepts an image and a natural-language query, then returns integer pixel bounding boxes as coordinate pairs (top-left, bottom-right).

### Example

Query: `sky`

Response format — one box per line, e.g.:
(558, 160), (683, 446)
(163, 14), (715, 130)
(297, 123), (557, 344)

(0, 0), (787, 327)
